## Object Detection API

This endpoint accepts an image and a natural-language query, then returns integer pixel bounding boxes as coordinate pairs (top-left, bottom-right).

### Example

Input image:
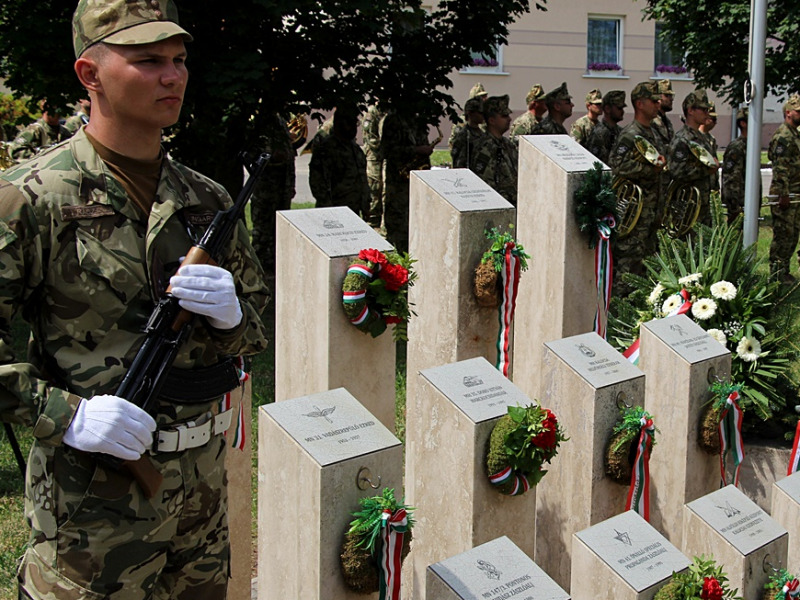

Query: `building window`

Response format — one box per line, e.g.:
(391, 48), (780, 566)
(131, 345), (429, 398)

(587, 16), (622, 74)
(462, 46), (503, 74)
(654, 22), (688, 77)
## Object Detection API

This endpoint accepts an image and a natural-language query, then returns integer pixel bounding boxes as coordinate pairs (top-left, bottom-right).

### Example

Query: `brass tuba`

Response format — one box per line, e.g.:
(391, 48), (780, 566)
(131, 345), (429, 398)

(611, 136), (664, 238)
(0, 142), (15, 171)
(662, 141), (716, 237)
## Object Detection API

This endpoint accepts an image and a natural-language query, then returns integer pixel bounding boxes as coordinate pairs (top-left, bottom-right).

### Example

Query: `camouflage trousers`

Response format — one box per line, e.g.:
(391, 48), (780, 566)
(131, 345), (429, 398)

(366, 157), (385, 228)
(769, 203), (800, 277)
(383, 174), (409, 253)
(18, 402), (229, 600)
(613, 198), (659, 297)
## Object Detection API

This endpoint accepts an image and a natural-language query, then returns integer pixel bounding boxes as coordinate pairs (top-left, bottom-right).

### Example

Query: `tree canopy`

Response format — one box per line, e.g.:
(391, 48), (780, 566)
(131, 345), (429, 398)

(0, 0), (546, 192)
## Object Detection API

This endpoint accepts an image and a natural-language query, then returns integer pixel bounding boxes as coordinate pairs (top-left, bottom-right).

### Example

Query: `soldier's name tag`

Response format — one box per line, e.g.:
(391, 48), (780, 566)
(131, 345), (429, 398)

(61, 205), (116, 221)
(186, 212), (216, 226)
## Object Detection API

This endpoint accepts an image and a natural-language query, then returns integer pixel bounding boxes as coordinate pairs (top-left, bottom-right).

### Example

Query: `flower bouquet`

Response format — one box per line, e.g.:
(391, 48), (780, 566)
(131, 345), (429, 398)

(486, 404), (567, 495)
(654, 555), (741, 600)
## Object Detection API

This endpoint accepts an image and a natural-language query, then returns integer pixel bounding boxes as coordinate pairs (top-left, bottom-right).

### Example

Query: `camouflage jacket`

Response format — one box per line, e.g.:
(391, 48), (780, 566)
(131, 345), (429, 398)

(63, 111), (90, 136)
(0, 129), (269, 444)
(704, 132), (720, 191)
(721, 135), (747, 213)
(379, 112), (431, 183)
(510, 111), (540, 143)
(450, 124), (485, 169)
(668, 125), (718, 196)
(471, 134), (518, 206)
(610, 120), (664, 197)
(309, 133), (370, 215)
(362, 105), (386, 161)
(651, 111), (674, 148)
(585, 119), (622, 165)
(530, 116), (568, 136)
(768, 123), (800, 196)
(569, 115), (597, 148)
(9, 118), (72, 161)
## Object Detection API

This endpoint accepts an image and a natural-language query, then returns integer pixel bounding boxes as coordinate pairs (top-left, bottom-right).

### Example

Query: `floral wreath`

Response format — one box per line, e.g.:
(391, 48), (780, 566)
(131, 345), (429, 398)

(485, 404), (567, 496)
(473, 225), (530, 307)
(654, 555), (741, 600)
(342, 248), (417, 342)
(574, 161), (618, 249)
(763, 567), (799, 600)
(698, 381), (746, 486)
(605, 405), (658, 485)
(340, 488), (414, 597)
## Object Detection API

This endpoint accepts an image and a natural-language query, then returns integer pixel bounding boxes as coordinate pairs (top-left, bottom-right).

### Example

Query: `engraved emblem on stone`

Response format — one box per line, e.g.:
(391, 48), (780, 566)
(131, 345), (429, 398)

(613, 529), (632, 546)
(548, 140), (570, 152)
(716, 500), (741, 518)
(577, 343), (596, 357)
(442, 177), (467, 188)
(463, 375), (484, 388)
(303, 405), (336, 423)
(476, 559), (502, 580)
(669, 323), (688, 337)
(322, 219), (344, 229)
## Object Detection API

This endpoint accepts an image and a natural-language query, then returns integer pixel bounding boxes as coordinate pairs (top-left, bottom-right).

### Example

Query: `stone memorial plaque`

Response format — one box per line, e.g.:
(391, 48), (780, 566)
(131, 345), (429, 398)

(278, 206), (391, 258)
(262, 387), (400, 466)
(413, 169), (513, 212)
(575, 511), (690, 592)
(686, 485), (788, 555)
(420, 357), (531, 424)
(545, 332), (642, 389)
(429, 536), (569, 600)
(521, 134), (607, 173)
(642, 314), (728, 364)
(775, 471), (800, 501)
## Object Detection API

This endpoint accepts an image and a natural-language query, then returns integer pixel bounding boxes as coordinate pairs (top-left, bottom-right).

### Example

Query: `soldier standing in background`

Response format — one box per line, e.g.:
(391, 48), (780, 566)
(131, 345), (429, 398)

(609, 82), (666, 295)
(700, 101), (720, 193)
(362, 103), (387, 228)
(449, 83), (487, 153)
(471, 95), (518, 205)
(585, 90), (626, 164)
(63, 98), (91, 134)
(531, 82), (573, 135)
(767, 95), (800, 282)
(651, 79), (676, 149)
(570, 89), (603, 148)
(510, 84), (546, 143)
(721, 108), (749, 224)
(9, 104), (72, 160)
(449, 97), (485, 169)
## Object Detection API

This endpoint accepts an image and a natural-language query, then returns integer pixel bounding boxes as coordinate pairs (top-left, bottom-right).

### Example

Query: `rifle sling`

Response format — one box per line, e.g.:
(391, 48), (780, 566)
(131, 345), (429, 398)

(159, 358), (241, 404)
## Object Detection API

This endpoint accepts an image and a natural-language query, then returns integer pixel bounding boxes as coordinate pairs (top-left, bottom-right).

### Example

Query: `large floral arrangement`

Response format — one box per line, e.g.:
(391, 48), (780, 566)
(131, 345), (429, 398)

(486, 404), (568, 495)
(654, 555), (741, 600)
(610, 206), (800, 431)
(342, 249), (417, 342)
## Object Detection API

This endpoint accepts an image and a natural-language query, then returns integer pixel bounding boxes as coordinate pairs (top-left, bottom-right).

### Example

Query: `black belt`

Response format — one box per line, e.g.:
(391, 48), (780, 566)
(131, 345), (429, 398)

(159, 358), (241, 404)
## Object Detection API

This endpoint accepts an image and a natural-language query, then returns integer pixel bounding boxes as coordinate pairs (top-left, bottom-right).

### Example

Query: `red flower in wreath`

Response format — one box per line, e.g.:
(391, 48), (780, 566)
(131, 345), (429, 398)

(384, 315), (403, 324)
(531, 409), (558, 450)
(701, 577), (723, 600)
(358, 248), (388, 267)
(379, 262), (409, 292)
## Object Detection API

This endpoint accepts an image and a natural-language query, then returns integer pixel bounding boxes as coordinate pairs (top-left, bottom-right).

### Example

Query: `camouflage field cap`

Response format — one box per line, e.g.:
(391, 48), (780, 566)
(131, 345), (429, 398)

(544, 82), (571, 105)
(682, 89), (712, 112)
(708, 101), (717, 118)
(483, 95), (511, 117)
(469, 82), (488, 99)
(630, 81), (660, 102)
(525, 84), (545, 105)
(464, 97), (483, 113)
(657, 79), (675, 96)
(586, 89), (603, 104)
(735, 107), (748, 122)
(72, 0), (193, 58)
(783, 94), (800, 112)
(603, 90), (626, 108)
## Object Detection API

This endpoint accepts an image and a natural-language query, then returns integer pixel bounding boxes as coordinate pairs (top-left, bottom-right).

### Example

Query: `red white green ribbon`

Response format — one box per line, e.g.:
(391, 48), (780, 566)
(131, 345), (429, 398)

(625, 416), (655, 520)
(623, 338), (640, 366)
(378, 508), (408, 600)
(496, 242), (521, 377)
(719, 390), (745, 487)
(667, 288), (692, 316)
(489, 465), (531, 496)
(222, 358), (250, 451)
(593, 215), (615, 339)
(343, 263), (376, 325)
(783, 578), (800, 598)
(789, 420), (800, 476)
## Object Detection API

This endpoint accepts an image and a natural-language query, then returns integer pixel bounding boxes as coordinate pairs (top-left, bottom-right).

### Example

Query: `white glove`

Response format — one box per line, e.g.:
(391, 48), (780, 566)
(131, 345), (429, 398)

(169, 263), (243, 330)
(63, 395), (157, 461)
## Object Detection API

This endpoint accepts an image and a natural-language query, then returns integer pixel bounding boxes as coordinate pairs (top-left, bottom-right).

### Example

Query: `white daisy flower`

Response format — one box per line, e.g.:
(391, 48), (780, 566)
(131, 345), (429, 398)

(691, 298), (717, 320)
(736, 336), (762, 362)
(661, 294), (681, 315)
(707, 328), (727, 346)
(648, 283), (664, 305)
(678, 272), (702, 285)
(710, 280), (737, 301)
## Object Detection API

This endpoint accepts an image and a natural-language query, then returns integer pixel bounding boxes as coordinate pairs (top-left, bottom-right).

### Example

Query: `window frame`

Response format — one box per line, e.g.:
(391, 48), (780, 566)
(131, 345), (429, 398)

(653, 22), (691, 79)
(461, 45), (506, 75)
(586, 15), (623, 76)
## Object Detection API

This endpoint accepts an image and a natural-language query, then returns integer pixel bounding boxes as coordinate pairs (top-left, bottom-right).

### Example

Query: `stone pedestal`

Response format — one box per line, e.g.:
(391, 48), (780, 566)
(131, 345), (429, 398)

(638, 314), (731, 546)
(536, 332), (644, 591)
(427, 536), (569, 600)
(683, 485), (788, 600)
(771, 472), (800, 565)
(407, 357), (539, 600)
(514, 135), (607, 400)
(275, 207), (396, 430)
(258, 388), (403, 600)
(572, 511), (690, 600)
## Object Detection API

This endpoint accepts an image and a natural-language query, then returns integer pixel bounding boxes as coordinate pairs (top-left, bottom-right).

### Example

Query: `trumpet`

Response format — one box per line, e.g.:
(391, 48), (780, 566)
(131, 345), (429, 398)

(400, 126), (443, 178)
(663, 180), (701, 237)
(612, 177), (643, 238)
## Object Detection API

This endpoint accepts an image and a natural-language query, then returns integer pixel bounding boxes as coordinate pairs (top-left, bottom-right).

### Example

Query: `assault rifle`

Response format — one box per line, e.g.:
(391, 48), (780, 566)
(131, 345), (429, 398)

(111, 152), (270, 497)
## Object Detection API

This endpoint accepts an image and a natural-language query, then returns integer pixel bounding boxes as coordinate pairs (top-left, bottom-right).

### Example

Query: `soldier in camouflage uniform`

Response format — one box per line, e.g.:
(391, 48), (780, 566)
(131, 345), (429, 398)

(651, 79), (676, 149)
(531, 82), (574, 135)
(570, 88), (603, 148)
(585, 90), (626, 164)
(700, 101), (720, 193)
(667, 90), (720, 228)
(721, 108), (749, 224)
(471, 95), (518, 205)
(9, 108), (72, 161)
(361, 104), (387, 227)
(309, 104), (370, 217)
(1, 2), (269, 598)
(510, 84), (546, 143)
(63, 98), (91, 135)
(449, 97), (485, 169)
(609, 82), (666, 295)
(767, 95), (800, 281)
(448, 84), (487, 156)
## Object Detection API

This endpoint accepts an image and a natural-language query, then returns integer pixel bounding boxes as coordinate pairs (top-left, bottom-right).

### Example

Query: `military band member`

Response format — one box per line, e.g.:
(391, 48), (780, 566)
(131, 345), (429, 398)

(450, 97), (485, 169)
(531, 82), (574, 135)
(471, 95), (518, 205)
(510, 84), (546, 143)
(651, 78), (676, 149)
(570, 88), (603, 148)
(585, 90), (626, 164)
(721, 108), (749, 224)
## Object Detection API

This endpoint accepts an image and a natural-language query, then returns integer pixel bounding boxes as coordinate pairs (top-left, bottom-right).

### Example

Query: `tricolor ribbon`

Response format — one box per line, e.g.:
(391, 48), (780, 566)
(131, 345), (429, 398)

(667, 288), (692, 316)
(623, 338), (640, 366)
(783, 578), (800, 598)
(489, 466), (531, 496)
(719, 390), (745, 487)
(593, 215), (615, 339)
(378, 508), (408, 600)
(625, 416), (655, 520)
(222, 357), (250, 451)
(344, 262), (377, 324)
(496, 242), (521, 377)
(789, 420), (800, 476)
